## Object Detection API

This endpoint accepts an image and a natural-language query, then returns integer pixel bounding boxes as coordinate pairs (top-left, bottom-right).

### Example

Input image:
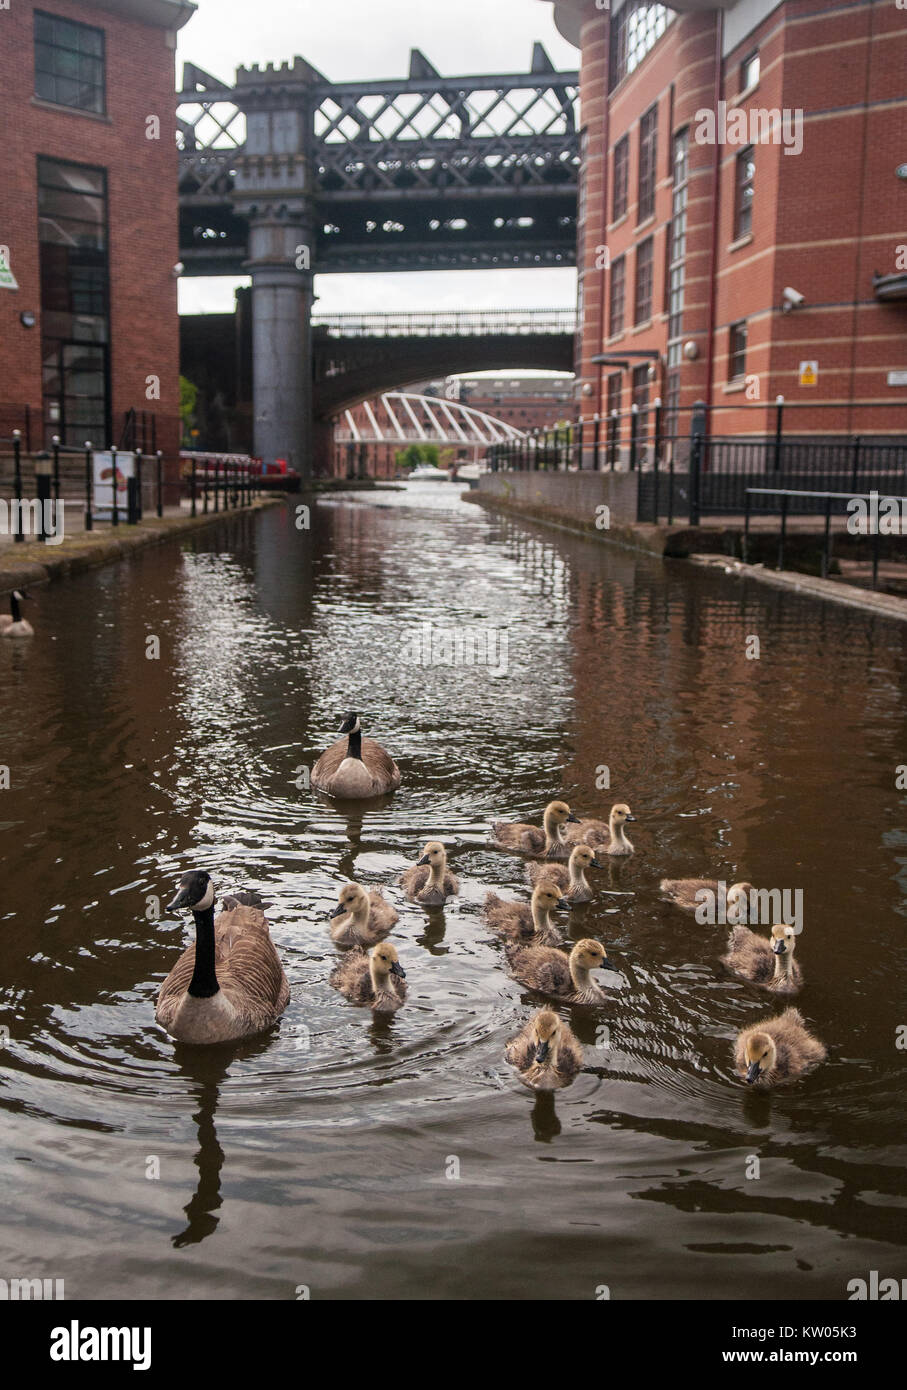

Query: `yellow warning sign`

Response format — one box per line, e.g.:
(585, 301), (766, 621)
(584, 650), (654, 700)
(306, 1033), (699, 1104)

(798, 360), (818, 387)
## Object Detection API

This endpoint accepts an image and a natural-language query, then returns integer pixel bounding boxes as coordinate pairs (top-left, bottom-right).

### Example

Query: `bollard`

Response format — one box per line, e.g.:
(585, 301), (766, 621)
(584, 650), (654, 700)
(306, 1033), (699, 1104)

(12, 430), (24, 542)
(155, 450), (163, 518)
(35, 458), (52, 543)
(84, 441), (94, 531)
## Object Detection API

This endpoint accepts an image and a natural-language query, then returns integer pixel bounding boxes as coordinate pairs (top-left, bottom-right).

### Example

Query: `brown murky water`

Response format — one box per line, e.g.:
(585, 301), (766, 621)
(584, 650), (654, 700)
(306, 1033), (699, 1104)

(1, 483), (905, 1300)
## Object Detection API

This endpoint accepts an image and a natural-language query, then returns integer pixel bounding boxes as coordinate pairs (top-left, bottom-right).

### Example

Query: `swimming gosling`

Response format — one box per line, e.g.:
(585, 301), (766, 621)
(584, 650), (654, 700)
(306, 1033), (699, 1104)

(506, 938), (614, 1005)
(156, 871), (290, 1045)
(330, 942), (407, 1013)
(484, 881), (569, 947)
(566, 803), (635, 856)
(505, 1008), (583, 1090)
(661, 878), (754, 923)
(734, 1007), (826, 1087)
(0, 589), (34, 638)
(491, 800), (581, 860)
(329, 881), (399, 948)
(723, 923), (803, 995)
(527, 844), (601, 903)
(311, 712), (401, 798)
(399, 841), (458, 905)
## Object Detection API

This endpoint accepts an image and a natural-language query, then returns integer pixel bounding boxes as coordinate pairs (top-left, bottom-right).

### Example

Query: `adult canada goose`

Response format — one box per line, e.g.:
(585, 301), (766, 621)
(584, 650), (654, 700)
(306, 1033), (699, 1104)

(156, 871), (290, 1045)
(329, 941), (407, 1013)
(399, 841), (458, 905)
(329, 881), (398, 947)
(723, 923), (803, 995)
(565, 803), (635, 856)
(483, 881), (569, 947)
(527, 844), (601, 903)
(505, 1008), (583, 1090)
(0, 589), (34, 638)
(734, 1007), (826, 1087)
(506, 938), (614, 1005)
(661, 878), (754, 923)
(490, 800), (581, 860)
(311, 712), (401, 798)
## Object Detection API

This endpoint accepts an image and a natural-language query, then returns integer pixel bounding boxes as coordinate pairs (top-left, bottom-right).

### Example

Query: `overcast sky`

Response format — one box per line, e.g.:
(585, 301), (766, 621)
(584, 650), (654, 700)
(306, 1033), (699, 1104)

(177, 0), (578, 321)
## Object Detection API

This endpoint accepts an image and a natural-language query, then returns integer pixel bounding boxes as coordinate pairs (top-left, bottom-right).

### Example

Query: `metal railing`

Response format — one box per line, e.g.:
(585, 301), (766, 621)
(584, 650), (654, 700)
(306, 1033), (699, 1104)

(744, 487), (907, 588)
(312, 309), (577, 338)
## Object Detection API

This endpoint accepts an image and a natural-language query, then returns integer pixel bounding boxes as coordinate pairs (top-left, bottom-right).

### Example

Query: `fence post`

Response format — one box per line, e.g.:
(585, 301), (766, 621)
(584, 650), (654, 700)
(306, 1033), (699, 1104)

(629, 404), (639, 472)
(110, 445), (119, 526)
(850, 436), (862, 493)
(593, 414), (601, 471)
(773, 395), (784, 472)
(822, 496), (832, 578)
(743, 489), (751, 562)
(35, 458), (52, 543)
(190, 457), (197, 516)
(689, 400), (707, 526)
(576, 417), (584, 470)
(12, 430), (24, 542)
(156, 450), (163, 517)
(51, 434), (61, 502)
(778, 493), (789, 570)
(609, 411), (617, 469)
(84, 441), (93, 531)
(652, 396), (662, 523)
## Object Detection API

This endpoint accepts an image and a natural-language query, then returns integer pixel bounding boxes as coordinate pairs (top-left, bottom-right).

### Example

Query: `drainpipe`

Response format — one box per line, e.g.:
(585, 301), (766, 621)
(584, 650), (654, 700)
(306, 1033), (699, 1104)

(703, 9), (724, 414)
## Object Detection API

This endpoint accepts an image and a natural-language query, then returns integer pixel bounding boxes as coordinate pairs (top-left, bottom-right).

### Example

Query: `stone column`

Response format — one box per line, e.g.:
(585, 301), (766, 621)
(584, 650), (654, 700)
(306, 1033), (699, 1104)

(231, 63), (317, 478)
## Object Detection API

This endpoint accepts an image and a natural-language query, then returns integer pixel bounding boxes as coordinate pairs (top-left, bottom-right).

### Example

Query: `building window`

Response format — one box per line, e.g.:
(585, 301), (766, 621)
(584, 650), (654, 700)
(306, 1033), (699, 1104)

(609, 255), (626, 337)
(665, 367), (681, 435)
(638, 104), (658, 222)
(34, 11), (106, 114)
(37, 157), (110, 447)
(741, 50), (760, 93)
(729, 320), (747, 380)
(632, 363), (650, 418)
(634, 236), (654, 324)
(609, 3), (671, 92)
(666, 128), (688, 369)
(612, 136), (629, 222)
(607, 373), (622, 417)
(734, 146), (755, 239)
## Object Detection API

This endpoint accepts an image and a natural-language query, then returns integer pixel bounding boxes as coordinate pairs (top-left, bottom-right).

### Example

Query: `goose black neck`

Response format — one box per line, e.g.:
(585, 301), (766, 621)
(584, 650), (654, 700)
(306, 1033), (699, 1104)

(10, 594), (21, 623)
(188, 906), (219, 998)
(346, 729), (362, 760)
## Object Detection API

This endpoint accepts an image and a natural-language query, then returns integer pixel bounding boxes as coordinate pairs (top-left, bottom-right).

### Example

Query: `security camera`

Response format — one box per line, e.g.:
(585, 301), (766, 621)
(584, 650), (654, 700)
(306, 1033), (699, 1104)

(781, 287), (804, 312)
(172, 262), (185, 278)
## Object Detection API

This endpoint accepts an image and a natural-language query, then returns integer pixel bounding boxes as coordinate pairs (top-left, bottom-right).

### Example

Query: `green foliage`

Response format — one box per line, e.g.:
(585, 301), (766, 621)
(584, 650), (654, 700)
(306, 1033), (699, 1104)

(179, 376), (198, 443)
(396, 442), (441, 470)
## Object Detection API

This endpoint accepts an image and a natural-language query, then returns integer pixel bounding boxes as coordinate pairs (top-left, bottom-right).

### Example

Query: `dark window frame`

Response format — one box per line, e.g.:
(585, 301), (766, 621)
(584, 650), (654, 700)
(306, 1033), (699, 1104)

(34, 10), (106, 115)
(637, 103), (658, 223)
(609, 255), (627, 338)
(729, 319), (748, 380)
(612, 135), (629, 222)
(734, 145), (755, 240)
(634, 235), (654, 325)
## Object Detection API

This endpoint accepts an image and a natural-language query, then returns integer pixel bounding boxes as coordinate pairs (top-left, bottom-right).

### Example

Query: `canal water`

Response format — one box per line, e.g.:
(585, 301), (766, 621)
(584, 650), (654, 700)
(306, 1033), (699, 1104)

(1, 482), (904, 1300)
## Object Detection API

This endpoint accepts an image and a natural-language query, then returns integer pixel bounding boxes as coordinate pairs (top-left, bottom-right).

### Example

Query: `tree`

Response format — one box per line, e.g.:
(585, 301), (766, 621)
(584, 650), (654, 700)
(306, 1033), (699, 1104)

(179, 376), (198, 445)
(395, 442), (441, 470)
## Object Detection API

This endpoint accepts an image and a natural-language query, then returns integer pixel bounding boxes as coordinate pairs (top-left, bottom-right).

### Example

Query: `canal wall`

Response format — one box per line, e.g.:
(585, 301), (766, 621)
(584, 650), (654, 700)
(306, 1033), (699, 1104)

(0, 496), (284, 596)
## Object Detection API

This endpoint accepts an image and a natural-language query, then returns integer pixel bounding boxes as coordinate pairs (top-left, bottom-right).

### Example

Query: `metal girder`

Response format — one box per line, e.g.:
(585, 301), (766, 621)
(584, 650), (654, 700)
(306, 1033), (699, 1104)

(335, 392), (526, 446)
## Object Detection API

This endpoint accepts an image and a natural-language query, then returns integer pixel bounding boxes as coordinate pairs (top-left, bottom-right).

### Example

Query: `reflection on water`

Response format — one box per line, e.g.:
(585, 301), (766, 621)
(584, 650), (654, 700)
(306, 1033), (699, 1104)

(0, 482), (905, 1299)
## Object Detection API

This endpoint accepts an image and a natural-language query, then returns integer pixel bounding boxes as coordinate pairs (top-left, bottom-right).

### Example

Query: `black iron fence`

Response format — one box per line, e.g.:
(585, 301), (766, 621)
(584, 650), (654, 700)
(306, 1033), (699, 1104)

(487, 399), (907, 526)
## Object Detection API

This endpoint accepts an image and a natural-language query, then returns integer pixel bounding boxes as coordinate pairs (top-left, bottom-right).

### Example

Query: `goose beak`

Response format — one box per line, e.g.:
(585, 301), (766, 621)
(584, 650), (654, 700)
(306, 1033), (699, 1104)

(329, 903), (346, 919)
(745, 1061), (762, 1085)
(416, 854), (430, 866)
(772, 940), (786, 954)
(557, 897), (571, 910)
(625, 814), (636, 822)
(590, 857), (602, 868)
(566, 812), (581, 823)
(166, 887), (192, 911)
(535, 1040), (551, 1063)
(391, 961), (406, 978)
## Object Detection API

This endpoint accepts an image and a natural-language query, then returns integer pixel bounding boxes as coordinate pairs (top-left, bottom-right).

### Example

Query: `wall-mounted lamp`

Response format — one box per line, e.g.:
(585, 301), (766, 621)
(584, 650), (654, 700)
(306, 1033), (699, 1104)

(20, 311), (36, 328)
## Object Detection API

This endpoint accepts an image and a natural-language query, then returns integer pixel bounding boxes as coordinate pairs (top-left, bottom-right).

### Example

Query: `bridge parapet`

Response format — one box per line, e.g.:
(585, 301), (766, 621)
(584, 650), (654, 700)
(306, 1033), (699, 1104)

(313, 310), (577, 339)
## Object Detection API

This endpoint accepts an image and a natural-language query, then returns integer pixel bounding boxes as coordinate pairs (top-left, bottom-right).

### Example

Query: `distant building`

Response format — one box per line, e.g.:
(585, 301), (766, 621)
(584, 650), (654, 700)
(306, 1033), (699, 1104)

(0, 0), (195, 460)
(541, 0), (907, 440)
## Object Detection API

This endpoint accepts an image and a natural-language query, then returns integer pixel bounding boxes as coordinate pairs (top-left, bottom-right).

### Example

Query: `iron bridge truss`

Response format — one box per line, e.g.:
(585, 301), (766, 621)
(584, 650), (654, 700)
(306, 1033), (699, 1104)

(177, 47), (580, 275)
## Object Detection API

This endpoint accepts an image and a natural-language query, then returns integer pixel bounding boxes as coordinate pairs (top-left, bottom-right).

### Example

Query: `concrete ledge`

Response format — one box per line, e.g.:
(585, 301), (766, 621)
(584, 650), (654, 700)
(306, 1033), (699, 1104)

(689, 554), (907, 623)
(0, 497), (283, 596)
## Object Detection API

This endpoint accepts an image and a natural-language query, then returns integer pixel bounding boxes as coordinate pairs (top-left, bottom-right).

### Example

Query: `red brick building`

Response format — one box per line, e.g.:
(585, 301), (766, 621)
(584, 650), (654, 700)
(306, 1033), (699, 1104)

(0, 0), (194, 460)
(544, 0), (907, 445)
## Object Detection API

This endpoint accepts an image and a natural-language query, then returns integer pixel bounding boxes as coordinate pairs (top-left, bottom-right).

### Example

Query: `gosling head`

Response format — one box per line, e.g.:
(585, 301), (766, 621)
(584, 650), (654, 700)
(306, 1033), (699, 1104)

(743, 1031), (777, 1084)
(610, 803), (635, 825)
(416, 841), (447, 868)
(771, 923), (797, 956)
(727, 881), (754, 917)
(570, 844), (601, 871)
(544, 799), (580, 826)
(531, 1009), (562, 1064)
(571, 938), (611, 972)
(11, 589), (31, 603)
(167, 869), (215, 913)
(338, 711), (362, 734)
(532, 881), (571, 913)
(330, 881), (368, 919)
(370, 941), (406, 980)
